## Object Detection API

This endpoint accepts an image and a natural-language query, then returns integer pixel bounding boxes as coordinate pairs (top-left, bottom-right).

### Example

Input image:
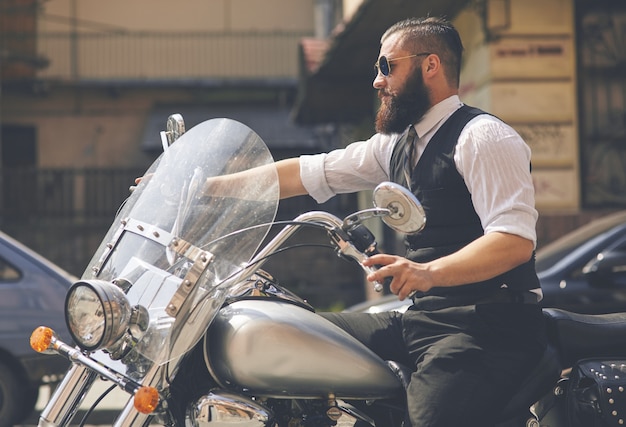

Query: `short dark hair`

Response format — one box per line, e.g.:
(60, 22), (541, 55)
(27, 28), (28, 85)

(382, 17), (464, 88)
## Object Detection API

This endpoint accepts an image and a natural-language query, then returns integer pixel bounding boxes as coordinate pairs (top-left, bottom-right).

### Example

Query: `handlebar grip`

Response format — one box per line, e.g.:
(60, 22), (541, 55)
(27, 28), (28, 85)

(359, 263), (384, 292)
(338, 223), (391, 292)
(368, 249), (393, 290)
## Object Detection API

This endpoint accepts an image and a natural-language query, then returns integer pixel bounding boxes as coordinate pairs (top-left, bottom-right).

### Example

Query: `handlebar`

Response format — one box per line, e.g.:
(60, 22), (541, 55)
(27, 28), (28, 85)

(235, 211), (387, 293)
(333, 223), (386, 292)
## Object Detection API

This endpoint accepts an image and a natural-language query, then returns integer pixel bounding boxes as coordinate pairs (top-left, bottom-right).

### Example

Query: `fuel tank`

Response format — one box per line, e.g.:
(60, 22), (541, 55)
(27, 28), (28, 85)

(204, 299), (403, 399)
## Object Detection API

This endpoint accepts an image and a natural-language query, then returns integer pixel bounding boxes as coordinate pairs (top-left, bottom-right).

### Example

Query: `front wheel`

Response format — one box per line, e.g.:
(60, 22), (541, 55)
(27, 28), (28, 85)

(0, 361), (26, 427)
(16, 383), (40, 423)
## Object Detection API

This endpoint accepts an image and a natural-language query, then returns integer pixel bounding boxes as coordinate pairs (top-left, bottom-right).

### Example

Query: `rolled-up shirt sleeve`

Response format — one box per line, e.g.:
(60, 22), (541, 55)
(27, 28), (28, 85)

(299, 112), (537, 247)
(299, 134), (394, 203)
(456, 115), (538, 246)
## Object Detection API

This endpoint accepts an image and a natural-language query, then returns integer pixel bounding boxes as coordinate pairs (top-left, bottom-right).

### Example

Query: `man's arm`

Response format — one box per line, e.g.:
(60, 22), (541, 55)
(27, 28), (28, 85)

(191, 158), (306, 200)
(275, 158), (307, 199)
(363, 232), (534, 300)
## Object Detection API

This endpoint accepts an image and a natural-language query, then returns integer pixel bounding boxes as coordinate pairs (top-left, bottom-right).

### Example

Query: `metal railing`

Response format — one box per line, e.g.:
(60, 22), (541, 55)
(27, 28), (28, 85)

(2, 30), (310, 82)
(0, 166), (353, 222)
(0, 167), (357, 281)
(1, 168), (143, 222)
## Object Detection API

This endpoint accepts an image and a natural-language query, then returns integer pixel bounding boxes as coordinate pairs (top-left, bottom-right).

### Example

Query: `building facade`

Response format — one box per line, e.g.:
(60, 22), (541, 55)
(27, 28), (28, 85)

(1, 0), (625, 306)
(0, 0), (365, 308)
(294, 0), (626, 245)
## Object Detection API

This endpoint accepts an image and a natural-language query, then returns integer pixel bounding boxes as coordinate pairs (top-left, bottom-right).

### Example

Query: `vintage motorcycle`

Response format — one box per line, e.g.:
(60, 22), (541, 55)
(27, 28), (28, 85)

(30, 116), (626, 427)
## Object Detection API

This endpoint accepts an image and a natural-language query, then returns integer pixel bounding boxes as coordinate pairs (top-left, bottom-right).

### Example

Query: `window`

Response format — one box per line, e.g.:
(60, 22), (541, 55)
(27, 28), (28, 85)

(0, 258), (21, 281)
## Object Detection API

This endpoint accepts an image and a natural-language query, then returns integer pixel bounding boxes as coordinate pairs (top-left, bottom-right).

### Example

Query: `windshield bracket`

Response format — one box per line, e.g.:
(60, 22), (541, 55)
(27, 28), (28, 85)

(165, 241), (215, 318)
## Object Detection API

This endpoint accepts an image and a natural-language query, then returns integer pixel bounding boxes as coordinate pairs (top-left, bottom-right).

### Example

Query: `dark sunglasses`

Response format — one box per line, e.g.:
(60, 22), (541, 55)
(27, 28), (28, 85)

(374, 52), (431, 76)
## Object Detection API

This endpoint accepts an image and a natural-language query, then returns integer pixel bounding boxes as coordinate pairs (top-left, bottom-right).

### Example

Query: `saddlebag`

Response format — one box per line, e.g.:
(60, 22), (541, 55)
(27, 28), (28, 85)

(567, 359), (626, 427)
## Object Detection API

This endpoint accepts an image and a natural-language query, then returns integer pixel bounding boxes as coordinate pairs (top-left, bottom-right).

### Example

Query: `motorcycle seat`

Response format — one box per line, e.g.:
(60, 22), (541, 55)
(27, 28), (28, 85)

(543, 308), (626, 368)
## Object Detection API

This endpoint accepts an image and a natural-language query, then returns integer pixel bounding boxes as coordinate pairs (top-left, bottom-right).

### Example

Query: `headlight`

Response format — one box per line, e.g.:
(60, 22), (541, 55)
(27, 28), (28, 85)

(65, 280), (132, 352)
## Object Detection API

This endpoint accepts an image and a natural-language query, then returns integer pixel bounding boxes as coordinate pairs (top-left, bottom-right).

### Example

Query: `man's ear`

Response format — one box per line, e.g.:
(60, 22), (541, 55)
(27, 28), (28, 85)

(422, 54), (441, 79)
(424, 54), (440, 72)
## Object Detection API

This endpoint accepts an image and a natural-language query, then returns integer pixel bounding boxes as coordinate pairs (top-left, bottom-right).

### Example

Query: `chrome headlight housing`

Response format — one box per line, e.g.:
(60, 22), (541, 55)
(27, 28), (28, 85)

(65, 279), (132, 352)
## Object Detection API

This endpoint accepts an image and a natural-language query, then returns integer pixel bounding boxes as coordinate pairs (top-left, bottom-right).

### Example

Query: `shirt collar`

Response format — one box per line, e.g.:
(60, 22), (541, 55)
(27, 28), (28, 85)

(413, 95), (463, 139)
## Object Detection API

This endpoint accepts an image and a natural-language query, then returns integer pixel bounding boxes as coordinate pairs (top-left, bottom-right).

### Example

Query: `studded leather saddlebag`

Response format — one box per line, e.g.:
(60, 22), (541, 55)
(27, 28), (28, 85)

(567, 359), (626, 427)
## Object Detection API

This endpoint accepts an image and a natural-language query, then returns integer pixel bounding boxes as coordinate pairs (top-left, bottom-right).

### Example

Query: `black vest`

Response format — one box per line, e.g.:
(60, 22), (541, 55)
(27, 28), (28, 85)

(389, 105), (540, 297)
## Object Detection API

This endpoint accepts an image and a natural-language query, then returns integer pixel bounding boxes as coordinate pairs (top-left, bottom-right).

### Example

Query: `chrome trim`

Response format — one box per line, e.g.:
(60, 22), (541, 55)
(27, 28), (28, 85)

(110, 362), (165, 427)
(38, 335), (144, 397)
(92, 218), (127, 275)
(66, 280), (132, 352)
(165, 245), (214, 317)
(235, 211), (343, 282)
(125, 218), (176, 247)
(186, 390), (271, 427)
(38, 364), (97, 427)
(225, 271), (313, 309)
(233, 211), (384, 293)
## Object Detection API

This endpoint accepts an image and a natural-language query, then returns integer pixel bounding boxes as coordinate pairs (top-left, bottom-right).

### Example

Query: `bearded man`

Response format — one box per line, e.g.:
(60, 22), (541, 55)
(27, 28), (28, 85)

(273, 16), (547, 426)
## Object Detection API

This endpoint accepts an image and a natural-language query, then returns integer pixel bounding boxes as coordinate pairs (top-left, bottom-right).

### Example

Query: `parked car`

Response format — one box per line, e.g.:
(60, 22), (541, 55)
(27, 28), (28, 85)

(0, 230), (75, 426)
(346, 211), (626, 315)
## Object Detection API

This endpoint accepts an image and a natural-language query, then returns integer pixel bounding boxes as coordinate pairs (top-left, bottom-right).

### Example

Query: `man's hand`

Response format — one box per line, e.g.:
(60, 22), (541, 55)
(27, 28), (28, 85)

(362, 254), (435, 300)
(362, 232), (535, 301)
(130, 174), (154, 192)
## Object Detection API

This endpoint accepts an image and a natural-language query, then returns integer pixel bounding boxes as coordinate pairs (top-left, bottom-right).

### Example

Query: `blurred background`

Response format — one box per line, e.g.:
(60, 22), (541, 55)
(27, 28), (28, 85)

(1, 0), (625, 309)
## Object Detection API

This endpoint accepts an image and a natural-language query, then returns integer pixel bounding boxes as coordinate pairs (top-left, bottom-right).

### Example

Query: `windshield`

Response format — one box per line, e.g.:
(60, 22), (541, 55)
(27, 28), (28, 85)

(81, 118), (279, 372)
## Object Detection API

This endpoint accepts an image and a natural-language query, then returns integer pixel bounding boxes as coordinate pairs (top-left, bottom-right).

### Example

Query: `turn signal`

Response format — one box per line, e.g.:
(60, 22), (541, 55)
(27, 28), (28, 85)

(30, 326), (55, 353)
(134, 386), (159, 414)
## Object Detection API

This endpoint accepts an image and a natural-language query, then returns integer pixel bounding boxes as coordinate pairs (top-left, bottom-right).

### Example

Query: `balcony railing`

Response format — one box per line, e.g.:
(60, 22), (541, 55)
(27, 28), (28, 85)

(1, 168), (144, 223)
(0, 167), (353, 223)
(2, 30), (311, 82)
(0, 167), (356, 277)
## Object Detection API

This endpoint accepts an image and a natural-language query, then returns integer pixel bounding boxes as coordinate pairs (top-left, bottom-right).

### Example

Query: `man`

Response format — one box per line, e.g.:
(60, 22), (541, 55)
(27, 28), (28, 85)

(273, 16), (547, 426)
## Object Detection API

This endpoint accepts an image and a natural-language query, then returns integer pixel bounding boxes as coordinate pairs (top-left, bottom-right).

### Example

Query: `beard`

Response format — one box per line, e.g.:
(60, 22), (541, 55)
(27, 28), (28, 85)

(375, 68), (431, 134)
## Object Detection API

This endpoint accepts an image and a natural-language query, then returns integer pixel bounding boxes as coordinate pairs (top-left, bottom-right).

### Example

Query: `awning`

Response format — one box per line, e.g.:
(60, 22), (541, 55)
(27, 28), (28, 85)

(292, 0), (470, 125)
(141, 106), (325, 152)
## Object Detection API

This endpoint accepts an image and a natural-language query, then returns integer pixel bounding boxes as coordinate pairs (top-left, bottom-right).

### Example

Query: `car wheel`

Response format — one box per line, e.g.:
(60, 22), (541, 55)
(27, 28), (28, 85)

(16, 383), (39, 423)
(0, 361), (22, 427)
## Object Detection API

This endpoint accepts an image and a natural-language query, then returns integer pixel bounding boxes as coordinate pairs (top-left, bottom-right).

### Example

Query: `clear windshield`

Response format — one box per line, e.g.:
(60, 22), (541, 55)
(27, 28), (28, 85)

(82, 118), (279, 370)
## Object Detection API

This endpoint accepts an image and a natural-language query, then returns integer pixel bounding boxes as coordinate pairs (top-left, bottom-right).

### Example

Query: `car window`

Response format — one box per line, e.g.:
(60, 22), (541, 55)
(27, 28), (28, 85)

(564, 263), (586, 282)
(0, 257), (21, 281)
(608, 238), (626, 287)
(615, 240), (626, 251)
(536, 212), (626, 272)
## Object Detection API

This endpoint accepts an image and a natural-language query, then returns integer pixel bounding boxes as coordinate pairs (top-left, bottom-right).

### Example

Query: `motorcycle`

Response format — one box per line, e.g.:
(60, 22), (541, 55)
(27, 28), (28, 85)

(30, 115), (626, 427)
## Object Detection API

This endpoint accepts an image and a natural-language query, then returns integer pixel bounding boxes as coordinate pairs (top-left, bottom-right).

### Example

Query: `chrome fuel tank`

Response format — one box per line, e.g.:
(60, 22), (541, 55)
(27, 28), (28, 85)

(204, 299), (403, 399)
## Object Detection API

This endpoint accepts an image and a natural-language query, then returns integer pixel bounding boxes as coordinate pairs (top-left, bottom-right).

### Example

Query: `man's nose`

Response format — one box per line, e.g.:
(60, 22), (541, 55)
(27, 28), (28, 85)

(373, 72), (386, 89)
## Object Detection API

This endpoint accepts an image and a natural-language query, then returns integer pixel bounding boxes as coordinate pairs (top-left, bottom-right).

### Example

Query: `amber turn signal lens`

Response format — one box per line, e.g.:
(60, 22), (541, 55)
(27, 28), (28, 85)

(134, 386), (159, 414)
(30, 326), (54, 353)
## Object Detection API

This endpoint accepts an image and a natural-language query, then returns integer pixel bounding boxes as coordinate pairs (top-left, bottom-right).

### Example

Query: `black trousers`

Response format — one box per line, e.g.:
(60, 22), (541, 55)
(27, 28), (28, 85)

(321, 296), (547, 427)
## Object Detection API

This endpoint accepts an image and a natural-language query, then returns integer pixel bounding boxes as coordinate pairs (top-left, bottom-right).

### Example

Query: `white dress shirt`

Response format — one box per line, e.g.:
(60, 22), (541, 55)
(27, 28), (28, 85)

(299, 95), (538, 246)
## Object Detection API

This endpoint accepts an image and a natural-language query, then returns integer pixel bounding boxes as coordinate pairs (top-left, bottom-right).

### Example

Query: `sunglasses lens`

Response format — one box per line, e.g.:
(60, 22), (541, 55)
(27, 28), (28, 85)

(377, 56), (390, 76)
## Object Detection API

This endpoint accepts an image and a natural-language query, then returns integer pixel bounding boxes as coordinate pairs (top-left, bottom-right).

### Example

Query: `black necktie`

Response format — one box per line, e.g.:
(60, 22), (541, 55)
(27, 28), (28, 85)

(402, 125), (417, 189)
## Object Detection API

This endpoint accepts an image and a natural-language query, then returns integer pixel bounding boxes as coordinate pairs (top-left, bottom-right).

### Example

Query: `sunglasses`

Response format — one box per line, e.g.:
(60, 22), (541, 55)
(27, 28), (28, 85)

(374, 52), (431, 76)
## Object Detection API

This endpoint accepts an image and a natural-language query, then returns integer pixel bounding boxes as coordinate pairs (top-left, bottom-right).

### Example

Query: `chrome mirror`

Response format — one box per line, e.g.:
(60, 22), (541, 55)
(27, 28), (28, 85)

(372, 182), (426, 234)
(160, 113), (186, 151)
